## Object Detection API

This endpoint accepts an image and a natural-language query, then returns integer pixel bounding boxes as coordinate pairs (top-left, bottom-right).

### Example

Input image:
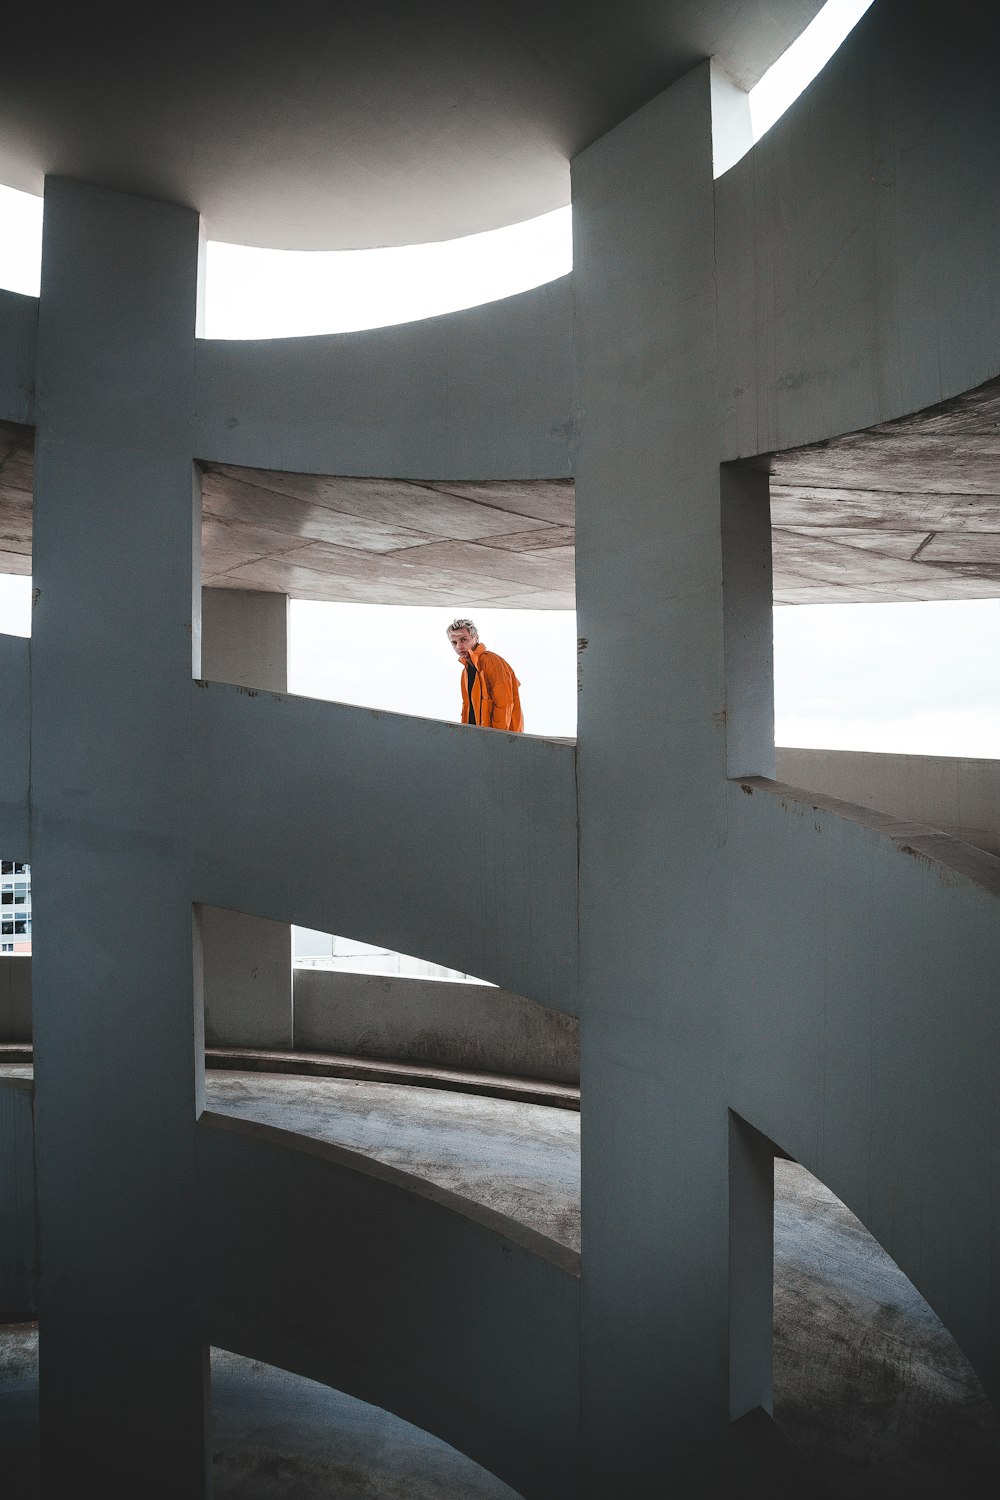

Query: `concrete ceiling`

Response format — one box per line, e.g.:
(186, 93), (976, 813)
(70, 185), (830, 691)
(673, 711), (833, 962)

(751, 378), (1000, 605)
(3, 379), (998, 607)
(0, 1), (822, 250)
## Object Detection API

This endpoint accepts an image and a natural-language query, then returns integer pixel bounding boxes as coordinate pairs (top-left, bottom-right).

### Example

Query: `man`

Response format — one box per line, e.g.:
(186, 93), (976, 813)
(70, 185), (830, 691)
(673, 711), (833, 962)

(446, 618), (524, 732)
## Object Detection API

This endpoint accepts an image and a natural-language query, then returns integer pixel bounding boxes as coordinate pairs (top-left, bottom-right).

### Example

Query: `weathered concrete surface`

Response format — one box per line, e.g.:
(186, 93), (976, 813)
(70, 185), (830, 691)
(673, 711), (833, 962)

(774, 1163), (1000, 1499)
(189, 682), (579, 1013)
(0, 2), (821, 250)
(199, 1110), (580, 1500)
(0, 1077), (34, 1320)
(0, 296), (35, 429)
(717, 0), (1000, 461)
(293, 969), (580, 1084)
(0, 959), (30, 1044)
(775, 748), (1000, 858)
(0, 634), (30, 858)
(29, 179), (209, 1497)
(2, 1066), (998, 1496)
(204, 1071), (581, 1250)
(0, 1335), (522, 1500)
(200, 588), (294, 1051)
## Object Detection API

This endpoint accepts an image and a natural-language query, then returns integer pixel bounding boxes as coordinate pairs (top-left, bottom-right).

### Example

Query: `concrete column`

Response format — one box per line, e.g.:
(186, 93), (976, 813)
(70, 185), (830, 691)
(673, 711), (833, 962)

(30, 179), (209, 1496)
(573, 64), (736, 1493)
(200, 588), (292, 1049)
(728, 1113), (775, 1421)
(721, 464), (775, 780)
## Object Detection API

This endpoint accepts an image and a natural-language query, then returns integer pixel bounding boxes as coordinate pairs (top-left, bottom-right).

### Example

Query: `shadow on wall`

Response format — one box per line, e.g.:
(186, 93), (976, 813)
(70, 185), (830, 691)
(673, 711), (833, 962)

(773, 1160), (1000, 1498)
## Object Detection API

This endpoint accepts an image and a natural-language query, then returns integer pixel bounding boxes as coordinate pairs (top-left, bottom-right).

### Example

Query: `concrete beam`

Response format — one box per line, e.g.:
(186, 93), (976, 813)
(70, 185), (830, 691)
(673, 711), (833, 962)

(29, 177), (209, 1497)
(190, 683), (579, 1014)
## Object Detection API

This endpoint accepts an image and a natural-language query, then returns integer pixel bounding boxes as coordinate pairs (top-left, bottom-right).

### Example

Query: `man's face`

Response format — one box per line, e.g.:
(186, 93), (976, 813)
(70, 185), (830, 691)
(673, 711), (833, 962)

(448, 628), (478, 661)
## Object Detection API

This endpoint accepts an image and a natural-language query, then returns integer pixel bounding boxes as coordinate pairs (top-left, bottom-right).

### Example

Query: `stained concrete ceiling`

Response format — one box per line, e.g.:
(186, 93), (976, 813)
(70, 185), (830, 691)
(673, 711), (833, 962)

(0, 1), (822, 249)
(2, 379), (999, 607)
(753, 377), (1000, 604)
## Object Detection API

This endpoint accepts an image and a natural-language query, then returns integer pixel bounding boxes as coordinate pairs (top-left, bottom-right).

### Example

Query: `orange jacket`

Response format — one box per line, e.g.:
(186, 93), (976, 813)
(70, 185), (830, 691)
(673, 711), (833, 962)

(459, 642), (524, 732)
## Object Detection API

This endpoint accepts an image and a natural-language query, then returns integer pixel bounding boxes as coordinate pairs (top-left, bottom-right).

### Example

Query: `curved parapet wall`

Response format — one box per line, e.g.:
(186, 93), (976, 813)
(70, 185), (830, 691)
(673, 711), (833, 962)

(294, 968), (580, 1084)
(716, 0), (1000, 460)
(189, 681), (579, 1014)
(194, 277), (575, 481)
(726, 778), (1000, 1406)
(775, 748), (1000, 860)
(0, 290), (36, 427)
(198, 1111), (581, 1500)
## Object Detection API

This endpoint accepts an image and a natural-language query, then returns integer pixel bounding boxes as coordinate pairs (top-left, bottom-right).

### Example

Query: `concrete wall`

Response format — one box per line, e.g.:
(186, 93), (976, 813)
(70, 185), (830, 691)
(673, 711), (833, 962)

(189, 681), (579, 1015)
(0, 633), (30, 860)
(294, 969), (580, 1083)
(199, 1111), (581, 1500)
(0, 955), (581, 1083)
(29, 179), (210, 1495)
(193, 277), (574, 480)
(200, 587), (294, 1050)
(725, 777), (1000, 1409)
(0, 957), (31, 1043)
(716, 0), (1000, 459)
(0, 290), (36, 427)
(0, 1078), (34, 1321)
(3, 3), (999, 1493)
(776, 748), (1000, 858)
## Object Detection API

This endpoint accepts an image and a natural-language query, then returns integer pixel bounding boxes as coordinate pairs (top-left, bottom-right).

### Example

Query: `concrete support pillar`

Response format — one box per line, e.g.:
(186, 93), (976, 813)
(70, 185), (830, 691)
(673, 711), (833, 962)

(728, 1113), (775, 1421)
(200, 588), (292, 1049)
(721, 464), (775, 780)
(30, 179), (209, 1497)
(574, 64), (739, 1494)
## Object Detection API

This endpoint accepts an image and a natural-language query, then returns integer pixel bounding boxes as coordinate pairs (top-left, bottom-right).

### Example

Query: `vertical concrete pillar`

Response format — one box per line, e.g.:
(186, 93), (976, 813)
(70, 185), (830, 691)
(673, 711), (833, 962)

(31, 178), (209, 1496)
(728, 1113), (775, 1420)
(200, 589), (292, 1049)
(721, 464), (775, 780)
(573, 65), (733, 1494)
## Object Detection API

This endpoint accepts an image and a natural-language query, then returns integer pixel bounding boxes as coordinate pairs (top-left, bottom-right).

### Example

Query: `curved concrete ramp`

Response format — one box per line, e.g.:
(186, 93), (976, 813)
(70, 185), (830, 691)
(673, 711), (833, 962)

(197, 1110), (580, 1500)
(189, 680), (579, 1013)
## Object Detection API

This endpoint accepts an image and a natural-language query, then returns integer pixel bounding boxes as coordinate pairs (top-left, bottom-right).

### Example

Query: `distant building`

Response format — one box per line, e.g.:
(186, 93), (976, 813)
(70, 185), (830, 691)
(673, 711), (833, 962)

(0, 859), (30, 953)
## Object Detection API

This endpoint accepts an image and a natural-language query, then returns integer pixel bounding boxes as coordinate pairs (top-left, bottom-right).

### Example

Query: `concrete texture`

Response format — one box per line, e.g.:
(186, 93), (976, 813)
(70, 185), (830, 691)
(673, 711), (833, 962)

(2, 1066), (997, 1496)
(188, 681), (579, 1012)
(0, 1335), (522, 1500)
(9, 378), (1000, 603)
(775, 748), (1000, 859)
(0, 2), (821, 249)
(0, 636), (29, 859)
(293, 969), (580, 1084)
(3, 3), (1000, 1493)
(198, 1110), (580, 1500)
(29, 179), (210, 1497)
(200, 588), (294, 1051)
(204, 1070), (581, 1250)
(773, 1162), (1000, 1499)
(0, 960), (30, 1045)
(0, 958), (581, 1085)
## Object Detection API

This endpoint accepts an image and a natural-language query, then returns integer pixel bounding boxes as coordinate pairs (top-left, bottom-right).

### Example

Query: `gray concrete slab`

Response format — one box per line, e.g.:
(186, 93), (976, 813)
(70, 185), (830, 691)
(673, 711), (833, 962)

(204, 1071), (582, 1251)
(1, 1064), (998, 1495)
(0, 1333), (521, 1500)
(7, 376), (1000, 607)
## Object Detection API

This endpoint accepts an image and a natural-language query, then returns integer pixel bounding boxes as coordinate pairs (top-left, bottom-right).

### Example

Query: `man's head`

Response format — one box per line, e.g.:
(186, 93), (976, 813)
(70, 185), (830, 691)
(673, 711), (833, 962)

(446, 618), (479, 661)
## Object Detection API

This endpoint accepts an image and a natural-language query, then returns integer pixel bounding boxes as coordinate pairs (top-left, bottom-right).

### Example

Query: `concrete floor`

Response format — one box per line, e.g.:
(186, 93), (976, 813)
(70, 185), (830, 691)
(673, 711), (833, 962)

(2, 1066), (999, 1497)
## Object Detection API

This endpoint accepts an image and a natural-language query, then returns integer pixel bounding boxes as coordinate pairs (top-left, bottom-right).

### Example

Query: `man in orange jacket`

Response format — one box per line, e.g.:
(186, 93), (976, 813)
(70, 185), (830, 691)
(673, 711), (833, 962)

(446, 618), (524, 732)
